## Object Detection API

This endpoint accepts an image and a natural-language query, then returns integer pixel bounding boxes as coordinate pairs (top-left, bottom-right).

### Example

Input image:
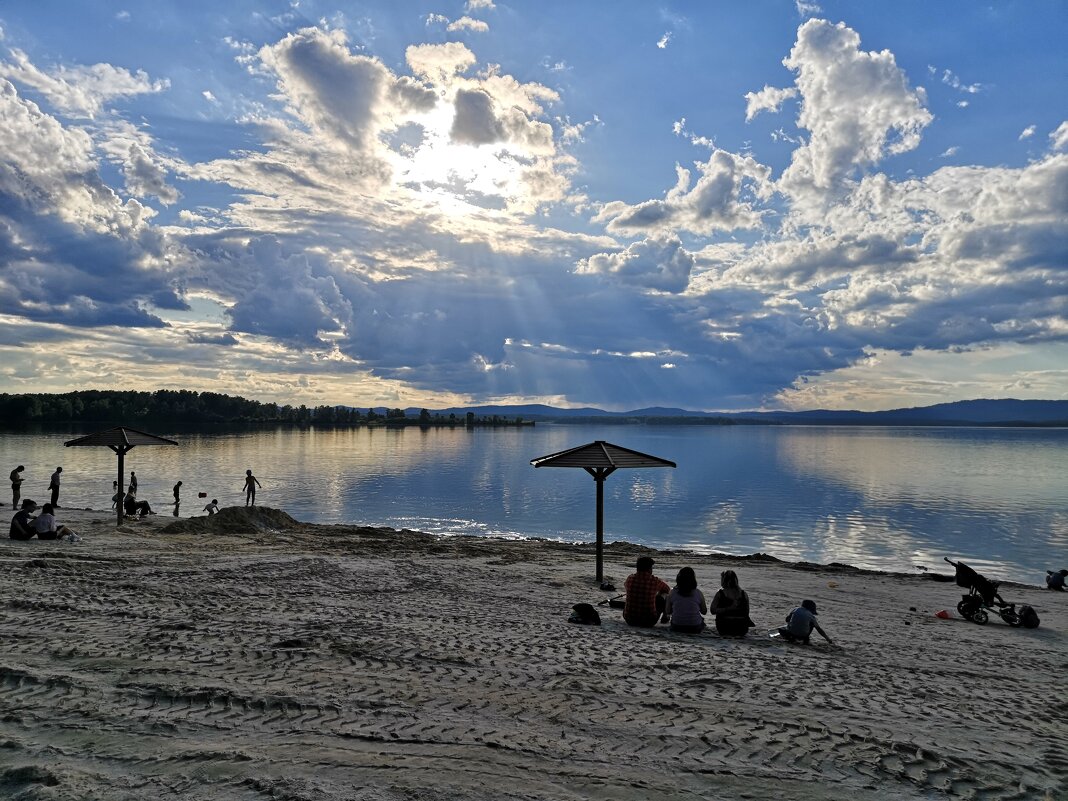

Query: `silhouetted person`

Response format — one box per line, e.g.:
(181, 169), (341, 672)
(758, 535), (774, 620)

(204, 498), (219, 516)
(129, 471), (137, 494)
(123, 489), (153, 518)
(10, 465), (24, 510)
(1047, 569), (1068, 591)
(243, 469), (262, 506)
(111, 480), (120, 510)
(173, 481), (182, 505)
(10, 499), (37, 540)
(48, 467), (62, 508)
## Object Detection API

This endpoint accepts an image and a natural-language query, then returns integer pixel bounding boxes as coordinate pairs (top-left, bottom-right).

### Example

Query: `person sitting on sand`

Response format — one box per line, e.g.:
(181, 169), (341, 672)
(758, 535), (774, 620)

(709, 569), (756, 637)
(665, 566), (707, 633)
(9, 498), (37, 540)
(1047, 569), (1067, 591)
(204, 499), (219, 516)
(123, 489), (154, 518)
(778, 599), (833, 645)
(623, 556), (671, 628)
(33, 503), (76, 541)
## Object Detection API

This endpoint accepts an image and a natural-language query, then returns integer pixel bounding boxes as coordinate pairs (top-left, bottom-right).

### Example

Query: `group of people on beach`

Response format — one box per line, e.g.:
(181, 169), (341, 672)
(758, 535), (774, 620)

(9, 463), (265, 538)
(622, 556), (833, 644)
(9, 499), (78, 541)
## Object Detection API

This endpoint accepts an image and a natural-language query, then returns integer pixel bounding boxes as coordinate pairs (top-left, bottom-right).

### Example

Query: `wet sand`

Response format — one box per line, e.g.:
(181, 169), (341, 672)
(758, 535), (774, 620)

(0, 506), (1065, 800)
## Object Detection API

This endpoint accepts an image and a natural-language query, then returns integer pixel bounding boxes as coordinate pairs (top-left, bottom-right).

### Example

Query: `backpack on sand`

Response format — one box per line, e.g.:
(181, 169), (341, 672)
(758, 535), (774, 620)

(1019, 604), (1040, 629)
(569, 603), (601, 625)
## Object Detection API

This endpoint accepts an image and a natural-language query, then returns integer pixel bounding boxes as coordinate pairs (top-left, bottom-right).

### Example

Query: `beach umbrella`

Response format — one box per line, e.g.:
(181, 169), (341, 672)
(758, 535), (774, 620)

(530, 441), (676, 582)
(65, 427), (178, 525)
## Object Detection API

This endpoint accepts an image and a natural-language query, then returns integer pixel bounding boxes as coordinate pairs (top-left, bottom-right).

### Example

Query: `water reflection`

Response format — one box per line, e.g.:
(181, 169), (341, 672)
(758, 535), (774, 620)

(1, 425), (1065, 583)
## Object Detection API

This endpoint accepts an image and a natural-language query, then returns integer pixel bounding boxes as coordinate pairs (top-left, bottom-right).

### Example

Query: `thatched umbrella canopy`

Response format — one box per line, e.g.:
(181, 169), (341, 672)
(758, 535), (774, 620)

(65, 427), (178, 524)
(530, 441), (676, 581)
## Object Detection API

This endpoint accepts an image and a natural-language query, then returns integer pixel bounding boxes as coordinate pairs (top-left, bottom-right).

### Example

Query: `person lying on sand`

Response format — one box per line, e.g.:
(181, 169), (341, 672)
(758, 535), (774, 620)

(623, 556), (670, 628)
(9, 498), (37, 540)
(1047, 569), (1067, 591)
(778, 599), (833, 645)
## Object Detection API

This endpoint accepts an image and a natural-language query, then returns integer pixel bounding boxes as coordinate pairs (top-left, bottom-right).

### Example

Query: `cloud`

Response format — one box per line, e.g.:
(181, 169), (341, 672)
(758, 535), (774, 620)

(0, 47), (167, 118)
(593, 149), (772, 236)
(778, 19), (932, 199)
(1019, 125), (1036, 140)
(744, 85), (798, 121)
(657, 32), (672, 50)
(466, 0), (495, 9)
(259, 28), (436, 157)
(940, 68), (981, 94)
(577, 235), (696, 292)
(448, 17), (490, 33)
(1051, 121), (1068, 151)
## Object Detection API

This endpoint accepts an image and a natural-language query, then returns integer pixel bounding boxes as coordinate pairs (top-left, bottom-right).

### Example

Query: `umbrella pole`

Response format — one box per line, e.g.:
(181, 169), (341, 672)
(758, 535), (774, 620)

(116, 449), (125, 526)
(595, 472), (604, 582)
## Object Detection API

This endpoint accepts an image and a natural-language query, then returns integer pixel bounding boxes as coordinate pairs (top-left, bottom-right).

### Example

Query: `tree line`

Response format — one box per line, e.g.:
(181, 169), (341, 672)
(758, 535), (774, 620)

(0, 390), (529, 429)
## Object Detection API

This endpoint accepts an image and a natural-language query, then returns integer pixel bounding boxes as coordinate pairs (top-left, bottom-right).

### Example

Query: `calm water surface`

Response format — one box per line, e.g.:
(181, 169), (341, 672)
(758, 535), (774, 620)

(2, 425), (1065, 583)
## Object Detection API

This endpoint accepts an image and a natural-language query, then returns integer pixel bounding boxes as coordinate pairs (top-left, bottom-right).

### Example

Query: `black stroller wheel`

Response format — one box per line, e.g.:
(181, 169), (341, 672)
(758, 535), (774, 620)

(956, 600), (971, 618)
(971, 608), (988, 625)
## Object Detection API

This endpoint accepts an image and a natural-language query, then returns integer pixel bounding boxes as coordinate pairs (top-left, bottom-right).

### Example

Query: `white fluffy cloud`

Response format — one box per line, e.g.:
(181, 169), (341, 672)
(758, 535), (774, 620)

(0, 47), (167, 118)
(778, 19), (932, 200)
(577, 235), (696, 292)
(744, 85), (797, 121)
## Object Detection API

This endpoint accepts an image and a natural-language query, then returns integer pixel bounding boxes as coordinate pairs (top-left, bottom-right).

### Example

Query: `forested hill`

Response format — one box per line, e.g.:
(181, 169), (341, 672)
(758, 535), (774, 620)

(0, 390), (360, 426)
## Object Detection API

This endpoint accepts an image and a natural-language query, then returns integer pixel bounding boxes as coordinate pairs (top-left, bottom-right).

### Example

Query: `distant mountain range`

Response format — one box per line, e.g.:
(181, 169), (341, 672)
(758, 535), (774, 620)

(419, 398), (1068, 426)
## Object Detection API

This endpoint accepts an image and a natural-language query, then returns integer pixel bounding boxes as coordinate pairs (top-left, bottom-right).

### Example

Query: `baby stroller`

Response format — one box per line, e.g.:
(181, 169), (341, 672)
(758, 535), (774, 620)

(943, 557), (1021, 626)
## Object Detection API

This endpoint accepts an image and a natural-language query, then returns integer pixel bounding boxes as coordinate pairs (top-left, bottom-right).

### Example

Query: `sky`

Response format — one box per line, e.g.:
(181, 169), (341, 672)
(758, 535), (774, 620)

(0, 1), (1065, 412)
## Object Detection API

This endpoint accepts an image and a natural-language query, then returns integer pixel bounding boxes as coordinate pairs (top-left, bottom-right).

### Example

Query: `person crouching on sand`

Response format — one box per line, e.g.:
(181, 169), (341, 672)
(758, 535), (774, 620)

(778, 599), (833, 645)
(623, 556), (671, 628)
(204, 499), (219, 516)
(1047, 569), (1067, 591)
(665, 566), (707, 633)
(33, 503), (76, 541)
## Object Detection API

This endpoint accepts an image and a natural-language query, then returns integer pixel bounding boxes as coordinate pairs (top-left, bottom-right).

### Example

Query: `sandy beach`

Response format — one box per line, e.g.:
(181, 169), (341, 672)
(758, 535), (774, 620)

(1, 506), (1065, 800)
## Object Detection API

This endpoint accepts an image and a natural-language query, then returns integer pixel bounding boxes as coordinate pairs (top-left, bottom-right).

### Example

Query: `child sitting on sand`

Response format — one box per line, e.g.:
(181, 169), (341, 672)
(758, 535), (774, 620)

(778, 599), (833, 645)
(204, 499), (219, 516)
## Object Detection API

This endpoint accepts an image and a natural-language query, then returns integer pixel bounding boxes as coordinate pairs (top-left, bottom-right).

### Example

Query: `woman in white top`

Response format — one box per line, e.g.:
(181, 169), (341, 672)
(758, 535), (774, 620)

(665, 566), (707, 633)
(33, 503), (75, 541)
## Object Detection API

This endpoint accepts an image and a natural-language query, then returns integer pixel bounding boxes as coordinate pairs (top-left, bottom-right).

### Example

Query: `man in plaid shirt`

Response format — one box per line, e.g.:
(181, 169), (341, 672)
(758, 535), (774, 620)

(623, 556), (670, 627)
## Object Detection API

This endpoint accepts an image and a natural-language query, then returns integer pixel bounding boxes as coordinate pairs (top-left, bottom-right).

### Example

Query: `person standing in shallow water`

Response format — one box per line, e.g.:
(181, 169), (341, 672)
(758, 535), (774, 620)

(242, 469), (262, 507)
(10, 465), (24, 510)
(173, 481), (182, 505)
(128, 471), (138, 495)
(48, 467), (62, 508)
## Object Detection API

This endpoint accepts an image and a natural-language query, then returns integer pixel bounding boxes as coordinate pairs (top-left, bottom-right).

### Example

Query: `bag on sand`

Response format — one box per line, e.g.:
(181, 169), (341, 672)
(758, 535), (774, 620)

(568, 603), (601, 625)
(1019, 604), (1040, 629)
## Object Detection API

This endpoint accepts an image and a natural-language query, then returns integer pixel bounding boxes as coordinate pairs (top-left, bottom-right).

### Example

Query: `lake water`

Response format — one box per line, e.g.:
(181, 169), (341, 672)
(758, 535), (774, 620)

(2, 424), (1066, 583)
